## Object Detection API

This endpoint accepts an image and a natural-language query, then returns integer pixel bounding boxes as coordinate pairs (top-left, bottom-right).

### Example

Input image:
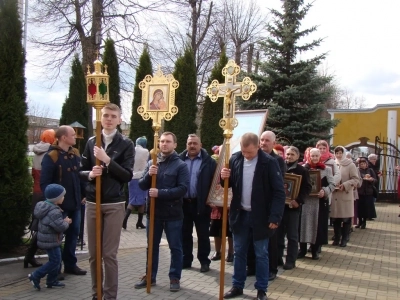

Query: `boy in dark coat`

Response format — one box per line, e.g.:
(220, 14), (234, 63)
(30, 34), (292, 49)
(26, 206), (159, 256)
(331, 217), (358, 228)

(28, 184), (71, 291)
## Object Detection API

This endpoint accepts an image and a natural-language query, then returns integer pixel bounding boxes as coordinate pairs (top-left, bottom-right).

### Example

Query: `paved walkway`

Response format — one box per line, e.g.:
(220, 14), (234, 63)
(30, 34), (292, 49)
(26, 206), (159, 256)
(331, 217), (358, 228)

(0, 202), (400, 299)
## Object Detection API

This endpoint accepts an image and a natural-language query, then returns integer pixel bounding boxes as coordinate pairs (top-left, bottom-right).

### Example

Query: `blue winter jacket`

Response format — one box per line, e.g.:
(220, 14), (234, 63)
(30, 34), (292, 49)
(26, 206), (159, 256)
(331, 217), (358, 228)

(40, 144), (83, 212)
(139, 152), (189, 221)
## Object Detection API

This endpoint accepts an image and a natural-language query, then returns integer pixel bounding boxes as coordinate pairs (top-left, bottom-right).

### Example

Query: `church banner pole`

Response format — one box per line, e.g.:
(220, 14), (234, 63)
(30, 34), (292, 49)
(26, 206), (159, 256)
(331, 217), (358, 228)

(86, 55), (110, 300)
(137, 67), (180, 293)
(206, 59), (257, 300)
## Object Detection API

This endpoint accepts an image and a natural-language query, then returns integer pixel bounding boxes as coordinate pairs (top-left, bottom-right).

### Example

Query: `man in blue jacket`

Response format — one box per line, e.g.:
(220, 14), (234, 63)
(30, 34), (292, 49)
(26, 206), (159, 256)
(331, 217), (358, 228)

(40, 125), (86, 277)
(135, 131), (189, 292)
(221, 133), (285, 300)
(179, 134), (216, 272)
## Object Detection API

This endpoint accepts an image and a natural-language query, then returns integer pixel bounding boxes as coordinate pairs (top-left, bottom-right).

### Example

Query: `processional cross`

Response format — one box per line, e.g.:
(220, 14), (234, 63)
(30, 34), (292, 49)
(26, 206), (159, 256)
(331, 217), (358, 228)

(206, 59), (256, 300)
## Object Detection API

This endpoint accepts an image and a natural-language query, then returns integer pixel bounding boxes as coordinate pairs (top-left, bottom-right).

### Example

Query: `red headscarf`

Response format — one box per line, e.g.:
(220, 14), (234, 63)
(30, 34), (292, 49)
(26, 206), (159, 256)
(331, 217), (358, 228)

(306, 147), (326, 169)
(302, 147), (313, 164)
(316, 140), (334, 163)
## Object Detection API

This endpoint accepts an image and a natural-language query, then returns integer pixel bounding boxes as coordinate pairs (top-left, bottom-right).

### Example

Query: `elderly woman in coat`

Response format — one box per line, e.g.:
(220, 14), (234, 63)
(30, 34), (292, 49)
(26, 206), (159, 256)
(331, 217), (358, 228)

(299, 148), (335, 260)
(331, 146), (360, 247)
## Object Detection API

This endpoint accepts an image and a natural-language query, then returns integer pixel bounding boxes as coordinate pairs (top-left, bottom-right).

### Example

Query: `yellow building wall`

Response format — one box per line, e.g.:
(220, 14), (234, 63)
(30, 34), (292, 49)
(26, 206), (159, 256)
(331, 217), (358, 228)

(331, 107), (400, 147)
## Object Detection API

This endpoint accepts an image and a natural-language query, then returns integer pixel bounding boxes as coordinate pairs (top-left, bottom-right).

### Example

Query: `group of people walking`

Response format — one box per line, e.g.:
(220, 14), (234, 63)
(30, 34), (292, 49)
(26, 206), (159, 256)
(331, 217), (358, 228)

(25, 105), (380, 300)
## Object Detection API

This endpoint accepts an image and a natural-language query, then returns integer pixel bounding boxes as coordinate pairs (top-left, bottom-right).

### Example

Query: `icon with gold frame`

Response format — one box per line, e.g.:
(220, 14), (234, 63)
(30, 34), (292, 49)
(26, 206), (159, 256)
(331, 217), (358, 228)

(137, 67), (179, 123)
(284, 173), (302, 205)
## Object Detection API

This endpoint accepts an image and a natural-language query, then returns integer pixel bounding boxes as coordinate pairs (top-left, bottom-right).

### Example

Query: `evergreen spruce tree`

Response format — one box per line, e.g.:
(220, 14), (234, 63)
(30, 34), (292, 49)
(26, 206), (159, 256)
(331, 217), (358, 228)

(0, 0), (32, 250)
(241, 0), (338, 152)
(129, 46), (154, 148)
(59, 97), (68, 126)
(102, 38), (121, 132)
(164, 47), (197, 153)
(200, 50), (228, 154)
(59, 55), (88, 152)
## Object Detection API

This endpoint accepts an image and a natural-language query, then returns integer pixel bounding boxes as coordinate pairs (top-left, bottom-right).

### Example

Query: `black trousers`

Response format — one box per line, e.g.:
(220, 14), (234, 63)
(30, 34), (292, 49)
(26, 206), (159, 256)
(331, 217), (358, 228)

(182, 200), (211, 266)
(247, 230), (278, 274)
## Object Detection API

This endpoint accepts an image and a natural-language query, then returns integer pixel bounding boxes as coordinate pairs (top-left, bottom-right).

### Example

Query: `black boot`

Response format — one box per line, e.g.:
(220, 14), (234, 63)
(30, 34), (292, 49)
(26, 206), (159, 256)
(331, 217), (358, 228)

(136, 213), (146, 229)
(298, 243), (307, 258)
(340, 223), (350, 247)
(122, 208), (132, 230)
(311, 244), (319, 260)
(332, 219), (341, 246)
(360, 218), (366, 229)
(24, 233), (42, 268)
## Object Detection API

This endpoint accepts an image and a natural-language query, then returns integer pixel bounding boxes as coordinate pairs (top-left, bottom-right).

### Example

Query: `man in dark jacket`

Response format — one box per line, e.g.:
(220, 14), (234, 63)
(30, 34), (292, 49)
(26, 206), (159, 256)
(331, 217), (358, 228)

(41, 125), (86, 276)
(178, 134), (216, 272)
(247, 130), (287, 281)
(135, 131), (189, 292)
(79, 103), (135, 300)
(221, 133), (285, 300)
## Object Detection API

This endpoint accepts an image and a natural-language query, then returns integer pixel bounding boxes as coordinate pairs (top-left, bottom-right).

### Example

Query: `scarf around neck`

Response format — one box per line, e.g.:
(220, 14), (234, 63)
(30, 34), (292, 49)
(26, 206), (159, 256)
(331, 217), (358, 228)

(308, 162), (326, 170)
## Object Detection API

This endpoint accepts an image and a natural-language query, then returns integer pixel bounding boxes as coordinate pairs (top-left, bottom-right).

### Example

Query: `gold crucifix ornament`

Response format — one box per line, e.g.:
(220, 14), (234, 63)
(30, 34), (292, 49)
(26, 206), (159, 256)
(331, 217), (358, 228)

(206, 59), (257, 132)
(137, 66), (179, 128)
(205, 59), (256, 300)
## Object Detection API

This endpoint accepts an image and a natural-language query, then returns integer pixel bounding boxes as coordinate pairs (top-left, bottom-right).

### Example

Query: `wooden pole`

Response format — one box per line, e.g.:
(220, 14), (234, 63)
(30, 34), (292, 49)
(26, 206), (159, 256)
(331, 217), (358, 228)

(219, 134), (232, 300)
(95, 116), (102, 300)
(146, 128), (160, 293)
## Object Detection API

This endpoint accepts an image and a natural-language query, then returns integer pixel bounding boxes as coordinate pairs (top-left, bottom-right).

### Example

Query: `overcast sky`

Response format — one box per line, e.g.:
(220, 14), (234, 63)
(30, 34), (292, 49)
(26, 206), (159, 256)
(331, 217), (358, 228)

(25, 0), (400, 119)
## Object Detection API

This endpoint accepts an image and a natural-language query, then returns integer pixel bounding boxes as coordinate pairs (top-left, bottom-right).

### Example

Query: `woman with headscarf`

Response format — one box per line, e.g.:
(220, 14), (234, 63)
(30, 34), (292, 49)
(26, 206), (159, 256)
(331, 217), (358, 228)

(330, 146), (360, 247)
(316, 140), (341, 186)
(298, 148), (335, 260)
(123, 136), (149, 229)
(24, 129), (56, 268)
(278, 146), (312, 269)
(356, 157), (377, 229)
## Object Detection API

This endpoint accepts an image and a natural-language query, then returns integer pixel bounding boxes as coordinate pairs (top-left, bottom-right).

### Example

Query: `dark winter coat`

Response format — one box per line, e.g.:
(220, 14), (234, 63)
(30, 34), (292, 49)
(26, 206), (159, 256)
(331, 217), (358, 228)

(40, 144), (84, 212)
(139, 152), (189, 221)
(80, 132), (135, 204)
(269, 150), (287, 177)
(35, 201), (69, 249)
(227, 149), (286, 241)
(178, 148), (217, 215)
(358, 167), (377, 196)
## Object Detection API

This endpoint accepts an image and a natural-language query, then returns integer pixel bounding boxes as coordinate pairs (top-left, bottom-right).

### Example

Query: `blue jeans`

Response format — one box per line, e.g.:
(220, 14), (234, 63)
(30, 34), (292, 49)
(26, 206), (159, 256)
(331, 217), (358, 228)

(146, 218), (183, 280)
(62, 208), (81, 269)
(32, 246), (61, 284)
(232, 210), (269, 291)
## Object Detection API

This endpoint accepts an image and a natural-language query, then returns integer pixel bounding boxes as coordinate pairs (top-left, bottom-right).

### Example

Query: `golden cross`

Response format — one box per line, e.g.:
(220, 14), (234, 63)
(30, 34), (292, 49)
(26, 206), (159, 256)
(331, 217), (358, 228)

(206, 60), (257, 130)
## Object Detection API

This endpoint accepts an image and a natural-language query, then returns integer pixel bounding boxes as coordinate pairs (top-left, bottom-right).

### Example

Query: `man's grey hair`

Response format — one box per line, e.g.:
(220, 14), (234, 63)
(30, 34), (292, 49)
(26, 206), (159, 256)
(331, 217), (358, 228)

(368, 154), (378, 160)
(260, 131), (276, 142)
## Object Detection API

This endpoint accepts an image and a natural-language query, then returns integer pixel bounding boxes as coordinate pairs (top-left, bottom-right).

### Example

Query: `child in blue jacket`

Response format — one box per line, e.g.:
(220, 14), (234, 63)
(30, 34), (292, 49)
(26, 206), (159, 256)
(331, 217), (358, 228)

(28, 184), (71, 290)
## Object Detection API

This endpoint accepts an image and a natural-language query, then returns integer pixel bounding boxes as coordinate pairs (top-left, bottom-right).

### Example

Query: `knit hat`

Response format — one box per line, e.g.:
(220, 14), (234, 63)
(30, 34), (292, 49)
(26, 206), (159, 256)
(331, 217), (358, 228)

(40, 129), (56, 144)
(136, 136), (147, 148)
(45, 184), (66, 203)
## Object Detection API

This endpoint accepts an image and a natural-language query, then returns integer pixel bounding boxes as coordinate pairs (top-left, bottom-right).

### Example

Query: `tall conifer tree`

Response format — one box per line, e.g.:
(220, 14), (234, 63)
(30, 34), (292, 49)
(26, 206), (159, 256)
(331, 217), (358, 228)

(129, 46), (154, 147)
(200, 50), (228, 154)
(59, 55), (88, 151)
(164, 47), (197, 153)
(102, 38), (121, 131)
(0, 0), (32, 249)
(240, 0), (337, 152)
